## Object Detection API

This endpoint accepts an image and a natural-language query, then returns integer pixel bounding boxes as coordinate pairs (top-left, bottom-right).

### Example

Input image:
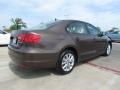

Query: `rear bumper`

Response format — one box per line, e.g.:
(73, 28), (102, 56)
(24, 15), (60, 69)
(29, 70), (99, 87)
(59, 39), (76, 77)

(8, 45), (58, 68)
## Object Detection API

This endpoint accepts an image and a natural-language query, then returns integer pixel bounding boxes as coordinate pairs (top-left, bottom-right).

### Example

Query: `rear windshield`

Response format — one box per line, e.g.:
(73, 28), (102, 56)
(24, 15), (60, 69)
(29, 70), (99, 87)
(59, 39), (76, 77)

(28, 21), (57, 30)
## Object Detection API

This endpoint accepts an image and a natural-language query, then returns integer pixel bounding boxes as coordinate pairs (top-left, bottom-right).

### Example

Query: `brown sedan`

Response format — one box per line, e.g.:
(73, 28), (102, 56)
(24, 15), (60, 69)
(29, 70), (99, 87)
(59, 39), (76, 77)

(8, 20), (112, 74)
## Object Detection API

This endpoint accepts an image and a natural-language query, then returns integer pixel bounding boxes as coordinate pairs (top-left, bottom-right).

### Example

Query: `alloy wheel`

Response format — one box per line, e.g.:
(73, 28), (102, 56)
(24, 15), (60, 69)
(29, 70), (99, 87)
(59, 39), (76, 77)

(61, 53), (75, 72)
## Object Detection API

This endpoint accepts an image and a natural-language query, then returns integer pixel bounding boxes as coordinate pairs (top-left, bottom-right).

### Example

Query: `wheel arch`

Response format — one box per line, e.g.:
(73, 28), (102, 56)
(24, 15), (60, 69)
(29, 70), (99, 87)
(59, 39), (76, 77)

(108, 41), (112, 48)
(59, 45), (78, 63)
(105, 36), (112, 48)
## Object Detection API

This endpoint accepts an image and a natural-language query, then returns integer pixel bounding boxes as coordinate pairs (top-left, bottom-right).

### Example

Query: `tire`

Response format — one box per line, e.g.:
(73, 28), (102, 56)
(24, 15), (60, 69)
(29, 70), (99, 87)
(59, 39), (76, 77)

(103, 43), (112, 56)
(56, 50), (76, 74)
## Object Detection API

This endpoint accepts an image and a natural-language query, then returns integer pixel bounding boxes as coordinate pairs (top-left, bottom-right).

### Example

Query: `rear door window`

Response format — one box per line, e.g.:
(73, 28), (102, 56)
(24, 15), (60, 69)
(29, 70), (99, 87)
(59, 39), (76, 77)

(66, 22), (88, 34)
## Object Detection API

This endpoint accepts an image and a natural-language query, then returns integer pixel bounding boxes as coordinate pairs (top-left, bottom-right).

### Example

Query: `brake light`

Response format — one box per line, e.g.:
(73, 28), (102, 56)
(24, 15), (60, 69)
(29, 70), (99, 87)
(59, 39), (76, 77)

(18, 33), (41, 43)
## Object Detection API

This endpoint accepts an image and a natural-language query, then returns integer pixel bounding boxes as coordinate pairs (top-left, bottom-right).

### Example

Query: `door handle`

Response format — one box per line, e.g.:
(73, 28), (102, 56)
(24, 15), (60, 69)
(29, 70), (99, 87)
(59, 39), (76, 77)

(76, 37), (80, 41)
(93, 38), (96, 40)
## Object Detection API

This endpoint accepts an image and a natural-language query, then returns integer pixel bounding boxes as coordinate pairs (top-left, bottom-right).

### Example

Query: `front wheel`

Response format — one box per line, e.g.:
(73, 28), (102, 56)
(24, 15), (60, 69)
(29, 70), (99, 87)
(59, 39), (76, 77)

(56, 50), (76, 74)
(103, 43), (112, 56)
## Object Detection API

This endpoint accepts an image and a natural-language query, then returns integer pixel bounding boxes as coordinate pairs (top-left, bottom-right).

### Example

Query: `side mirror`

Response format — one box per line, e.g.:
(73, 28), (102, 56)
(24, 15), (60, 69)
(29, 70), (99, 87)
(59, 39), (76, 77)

(98, 32), (104, 37)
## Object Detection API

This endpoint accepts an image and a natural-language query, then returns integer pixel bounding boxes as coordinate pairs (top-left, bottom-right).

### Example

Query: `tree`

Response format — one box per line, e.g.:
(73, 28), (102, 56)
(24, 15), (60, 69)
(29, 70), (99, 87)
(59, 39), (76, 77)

(96, 27), (101, 31)
(2, 26), (12, 33)
(10, 18), (27, 30)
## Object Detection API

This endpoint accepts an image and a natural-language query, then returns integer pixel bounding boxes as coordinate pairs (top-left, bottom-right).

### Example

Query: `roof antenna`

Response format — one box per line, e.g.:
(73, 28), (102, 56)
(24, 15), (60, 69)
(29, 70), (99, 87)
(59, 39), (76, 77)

(55, 18), (57, 21)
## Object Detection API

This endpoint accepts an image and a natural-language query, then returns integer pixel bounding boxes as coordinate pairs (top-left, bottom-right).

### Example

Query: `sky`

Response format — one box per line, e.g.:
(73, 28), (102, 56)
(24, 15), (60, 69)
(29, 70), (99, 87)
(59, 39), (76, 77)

(0, 0), (120, 31)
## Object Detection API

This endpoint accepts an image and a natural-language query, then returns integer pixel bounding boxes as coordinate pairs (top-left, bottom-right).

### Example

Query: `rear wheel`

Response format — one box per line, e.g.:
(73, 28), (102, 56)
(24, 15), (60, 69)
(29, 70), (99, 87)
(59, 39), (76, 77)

(103, 43), (112, 56)
(56, 50), (76, 74)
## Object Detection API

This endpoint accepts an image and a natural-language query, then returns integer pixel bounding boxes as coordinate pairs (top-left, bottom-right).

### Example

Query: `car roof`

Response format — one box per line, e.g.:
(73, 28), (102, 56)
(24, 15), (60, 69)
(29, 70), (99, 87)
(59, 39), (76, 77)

(48, 20), (89, 33)
(57, 20), (85, 23)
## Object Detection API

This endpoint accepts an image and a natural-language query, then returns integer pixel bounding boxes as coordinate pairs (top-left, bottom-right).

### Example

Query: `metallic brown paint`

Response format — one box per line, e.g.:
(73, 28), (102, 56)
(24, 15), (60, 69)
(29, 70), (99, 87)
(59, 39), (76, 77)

(8, 20), (111, 69)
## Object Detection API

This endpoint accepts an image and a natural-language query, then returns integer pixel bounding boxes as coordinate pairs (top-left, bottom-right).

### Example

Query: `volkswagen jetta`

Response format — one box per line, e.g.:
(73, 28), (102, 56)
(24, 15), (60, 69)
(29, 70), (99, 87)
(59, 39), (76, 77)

(8, 20), (112, 74)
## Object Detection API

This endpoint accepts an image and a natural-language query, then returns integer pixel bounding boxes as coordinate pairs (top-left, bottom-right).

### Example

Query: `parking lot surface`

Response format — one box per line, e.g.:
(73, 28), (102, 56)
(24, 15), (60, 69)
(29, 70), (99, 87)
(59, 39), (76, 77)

(0, 43), (120, 90)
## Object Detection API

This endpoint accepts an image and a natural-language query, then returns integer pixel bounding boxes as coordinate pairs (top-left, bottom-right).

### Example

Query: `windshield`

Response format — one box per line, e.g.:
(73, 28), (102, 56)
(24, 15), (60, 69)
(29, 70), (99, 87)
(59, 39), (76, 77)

(29, 21), (57, 30)
(0, 30), (7, 34)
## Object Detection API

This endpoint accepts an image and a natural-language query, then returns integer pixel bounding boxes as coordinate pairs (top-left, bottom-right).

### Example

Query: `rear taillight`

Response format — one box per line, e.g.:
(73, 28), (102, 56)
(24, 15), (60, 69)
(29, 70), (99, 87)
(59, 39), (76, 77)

(18, 33), (41, 43)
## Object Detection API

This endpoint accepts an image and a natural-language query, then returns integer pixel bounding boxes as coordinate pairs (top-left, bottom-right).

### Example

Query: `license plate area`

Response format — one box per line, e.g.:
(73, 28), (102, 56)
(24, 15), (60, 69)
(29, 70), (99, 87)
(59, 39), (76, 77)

(10, 37), (19, 47)
(12, 38), (17, 44)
